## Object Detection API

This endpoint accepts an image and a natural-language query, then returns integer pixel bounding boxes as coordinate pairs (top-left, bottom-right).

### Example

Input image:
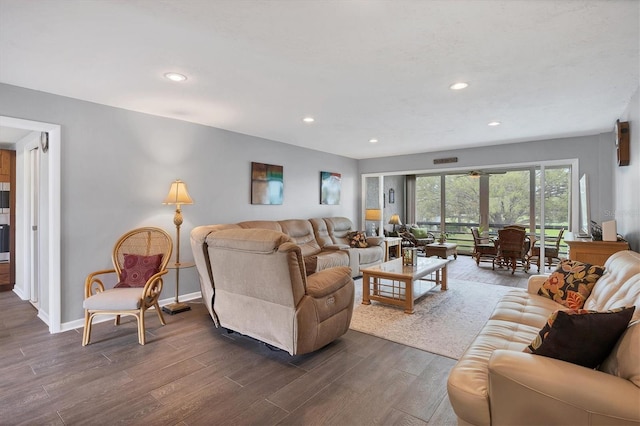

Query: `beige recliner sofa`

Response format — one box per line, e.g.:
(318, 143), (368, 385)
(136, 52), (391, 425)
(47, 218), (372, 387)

(193, 227), (354, 355)
(447, 250), (640, 426)
(191, 216), (384, 278)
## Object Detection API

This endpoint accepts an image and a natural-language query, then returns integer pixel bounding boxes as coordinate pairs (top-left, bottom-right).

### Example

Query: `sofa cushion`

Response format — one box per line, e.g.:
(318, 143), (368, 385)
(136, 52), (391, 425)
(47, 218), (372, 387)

(584, 251), (640, 321)
(316, 250), (350, 270)
(526, 306), (635, 368)
(324, 217), (356, 245)
(600, 321), (640, 387)
(537, 259), (605, 309)
(279, 219), (322, 257)
(347, 231), (368, 248)
(489, 288), (561, 329)
(114, 253), (163, 288)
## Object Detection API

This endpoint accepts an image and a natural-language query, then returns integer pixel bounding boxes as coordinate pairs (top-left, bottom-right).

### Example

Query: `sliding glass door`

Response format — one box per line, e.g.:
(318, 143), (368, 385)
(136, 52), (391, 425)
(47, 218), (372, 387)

(414, 165), (571, 255)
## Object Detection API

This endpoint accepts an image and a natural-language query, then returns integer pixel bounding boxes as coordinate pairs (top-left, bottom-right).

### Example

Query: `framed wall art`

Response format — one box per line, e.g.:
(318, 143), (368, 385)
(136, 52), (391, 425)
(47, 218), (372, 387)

(251, 162), (283, 205)
(320, 171), (341, 205)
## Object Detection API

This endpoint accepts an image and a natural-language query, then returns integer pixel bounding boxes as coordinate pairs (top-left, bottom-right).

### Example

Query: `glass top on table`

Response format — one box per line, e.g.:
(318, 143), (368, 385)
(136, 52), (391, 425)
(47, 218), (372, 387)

(362, 257), (448, 279)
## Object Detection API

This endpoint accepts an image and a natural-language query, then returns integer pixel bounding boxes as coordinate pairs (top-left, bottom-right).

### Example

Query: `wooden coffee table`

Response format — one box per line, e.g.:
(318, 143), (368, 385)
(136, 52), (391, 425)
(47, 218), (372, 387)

(361, 257), (449, 314)
(425, 242), (458, 259)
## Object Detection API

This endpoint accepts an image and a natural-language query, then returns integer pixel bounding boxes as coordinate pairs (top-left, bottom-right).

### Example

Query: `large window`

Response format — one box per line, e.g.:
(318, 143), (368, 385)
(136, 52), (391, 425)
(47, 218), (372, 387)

(415, 166), (571, 254)
(488, 170), (531, 229)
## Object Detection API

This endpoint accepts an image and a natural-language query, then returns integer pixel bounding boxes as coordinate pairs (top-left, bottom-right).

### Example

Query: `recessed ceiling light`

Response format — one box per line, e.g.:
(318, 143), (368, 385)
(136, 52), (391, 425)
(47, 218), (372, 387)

(164, 72), (187, 82)
(369, 138), (379, 143)
(449, 82), (469, 90)
(303, 117), (315, 123)
(488, 121), (501, 126)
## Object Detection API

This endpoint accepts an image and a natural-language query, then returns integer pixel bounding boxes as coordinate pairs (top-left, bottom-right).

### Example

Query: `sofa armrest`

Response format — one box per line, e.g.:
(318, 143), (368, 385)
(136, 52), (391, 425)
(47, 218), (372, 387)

(306, 266), (352, 298)
(488, 350), (640, 425)
(366, 236), (384, 247)
(527, 274), (549, 294)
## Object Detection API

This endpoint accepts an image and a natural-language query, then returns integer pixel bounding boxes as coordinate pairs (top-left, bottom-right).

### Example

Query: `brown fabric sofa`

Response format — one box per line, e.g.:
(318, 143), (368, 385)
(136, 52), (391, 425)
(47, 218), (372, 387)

(191, 216), (384, 279)
(447, 250), (640, 426)
(192, 227), (354, 355)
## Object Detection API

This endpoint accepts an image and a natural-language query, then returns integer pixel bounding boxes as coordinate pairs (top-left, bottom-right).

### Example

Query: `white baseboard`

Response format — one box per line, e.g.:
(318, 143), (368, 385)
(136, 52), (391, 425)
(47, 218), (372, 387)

(60, 291), (203, 332)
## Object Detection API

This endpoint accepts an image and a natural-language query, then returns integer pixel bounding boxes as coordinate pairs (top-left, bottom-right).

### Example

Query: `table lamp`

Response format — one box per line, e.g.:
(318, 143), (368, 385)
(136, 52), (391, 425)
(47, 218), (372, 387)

(389, 214), (402, 233)
(162, 179), (194, 314)
(365, 208), (382, 236)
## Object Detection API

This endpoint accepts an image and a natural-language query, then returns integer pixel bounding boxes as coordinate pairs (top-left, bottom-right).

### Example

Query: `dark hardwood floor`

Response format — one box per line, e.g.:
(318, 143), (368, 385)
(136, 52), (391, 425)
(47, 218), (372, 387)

(0, 255), (533, 425)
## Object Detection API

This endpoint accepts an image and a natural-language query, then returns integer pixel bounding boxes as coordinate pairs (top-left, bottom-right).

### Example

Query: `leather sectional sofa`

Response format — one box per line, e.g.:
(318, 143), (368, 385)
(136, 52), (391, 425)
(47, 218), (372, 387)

(447, 250), (640, 425)
(191, 216), (384, 279)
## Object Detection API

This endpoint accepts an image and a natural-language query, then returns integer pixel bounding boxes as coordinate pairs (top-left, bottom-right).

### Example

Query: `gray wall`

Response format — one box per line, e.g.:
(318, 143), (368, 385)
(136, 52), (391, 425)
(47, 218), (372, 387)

(0, 83), (358, 323)
(616, 87), (640, 250)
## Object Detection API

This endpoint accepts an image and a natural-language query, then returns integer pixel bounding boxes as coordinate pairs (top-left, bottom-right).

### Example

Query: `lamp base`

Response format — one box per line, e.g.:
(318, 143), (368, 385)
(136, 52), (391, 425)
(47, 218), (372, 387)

(162, 302), (191, 315)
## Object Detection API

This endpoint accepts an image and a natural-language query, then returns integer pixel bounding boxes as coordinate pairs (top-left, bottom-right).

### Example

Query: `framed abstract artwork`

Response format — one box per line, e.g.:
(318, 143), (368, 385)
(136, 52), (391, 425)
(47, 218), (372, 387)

(251, 162), (283, 205)
(320, 171), (341, 205)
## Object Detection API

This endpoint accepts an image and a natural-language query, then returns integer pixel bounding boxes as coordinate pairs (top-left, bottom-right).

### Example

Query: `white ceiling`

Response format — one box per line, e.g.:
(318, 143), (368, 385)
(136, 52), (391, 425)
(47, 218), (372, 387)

(0, 0), (638, 159)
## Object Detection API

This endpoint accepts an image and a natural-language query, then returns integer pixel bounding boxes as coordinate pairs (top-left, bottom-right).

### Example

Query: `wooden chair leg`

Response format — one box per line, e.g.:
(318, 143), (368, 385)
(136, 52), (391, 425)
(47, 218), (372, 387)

(154, 302), (166, 325)
(114, 314), (121, 326)
(137, 310), (146, 345)
(82, 311), (92, 346)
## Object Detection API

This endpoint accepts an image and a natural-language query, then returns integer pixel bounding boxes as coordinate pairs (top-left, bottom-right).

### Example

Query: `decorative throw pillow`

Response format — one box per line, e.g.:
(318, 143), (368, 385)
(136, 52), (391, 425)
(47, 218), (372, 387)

(346, 231), (368, 248)
(537, 259), (605, 309)
(411, 227), (429, 238)
(525, 306), (635, 368)
(115, 253), (163, 288)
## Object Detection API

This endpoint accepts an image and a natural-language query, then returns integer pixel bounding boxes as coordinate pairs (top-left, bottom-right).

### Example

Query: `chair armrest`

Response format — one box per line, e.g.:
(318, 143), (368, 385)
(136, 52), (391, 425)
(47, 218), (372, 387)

(306, 266), (352, 298)
(489, 350), (640, 424)
(84, 269), (117, 298)
(527, 274), (549, 294)
(141, 269), (169, 306)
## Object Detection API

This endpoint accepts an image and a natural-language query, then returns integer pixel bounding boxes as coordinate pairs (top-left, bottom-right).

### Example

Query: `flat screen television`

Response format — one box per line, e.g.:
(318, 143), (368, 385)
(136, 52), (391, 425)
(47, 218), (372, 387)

(578, 174), (590, 237)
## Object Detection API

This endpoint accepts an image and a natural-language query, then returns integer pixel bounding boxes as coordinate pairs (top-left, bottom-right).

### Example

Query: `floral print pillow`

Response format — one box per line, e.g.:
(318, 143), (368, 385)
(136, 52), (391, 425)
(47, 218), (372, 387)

(537, 259), (605, 309)
(346, 231), (369, 248)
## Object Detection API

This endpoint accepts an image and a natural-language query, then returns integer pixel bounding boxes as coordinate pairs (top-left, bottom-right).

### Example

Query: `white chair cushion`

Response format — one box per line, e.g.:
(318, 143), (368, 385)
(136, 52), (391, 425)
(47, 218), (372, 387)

(83, 288), (143, 310)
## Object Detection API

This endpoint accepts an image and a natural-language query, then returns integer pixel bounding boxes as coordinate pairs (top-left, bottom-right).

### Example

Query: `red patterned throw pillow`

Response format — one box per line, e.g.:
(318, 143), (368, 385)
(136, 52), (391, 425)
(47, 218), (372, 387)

(115, 253), (163, 288)
(537, 259), (605, 309)
(526, 306), (635, 368)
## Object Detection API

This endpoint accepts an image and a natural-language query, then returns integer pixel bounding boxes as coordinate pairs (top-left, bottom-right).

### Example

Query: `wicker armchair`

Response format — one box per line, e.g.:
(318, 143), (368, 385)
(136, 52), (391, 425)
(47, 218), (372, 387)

(471, 228), (497, 266)
(399, 230), (434, 255)
(82, 227), (173, 345)
(530, 228), (565, 272)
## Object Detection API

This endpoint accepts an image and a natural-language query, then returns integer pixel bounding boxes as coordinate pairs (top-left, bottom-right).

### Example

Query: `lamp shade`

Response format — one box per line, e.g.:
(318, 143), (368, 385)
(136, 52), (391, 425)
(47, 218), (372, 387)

(389, 214), (402, 226)
(365, 209), (382, 221)
(163, 179), (194, 206)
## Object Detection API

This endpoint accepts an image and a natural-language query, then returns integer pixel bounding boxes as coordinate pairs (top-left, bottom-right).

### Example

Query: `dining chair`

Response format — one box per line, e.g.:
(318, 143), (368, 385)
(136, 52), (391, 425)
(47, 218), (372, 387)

(530, 228), (565, 272)
(471, 227), (498, 266)
(494, 227), (529, 274)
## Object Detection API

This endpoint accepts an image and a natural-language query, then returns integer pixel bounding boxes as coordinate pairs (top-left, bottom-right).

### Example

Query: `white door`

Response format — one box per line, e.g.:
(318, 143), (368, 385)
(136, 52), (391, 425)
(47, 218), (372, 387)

(29, 146), (40, 307)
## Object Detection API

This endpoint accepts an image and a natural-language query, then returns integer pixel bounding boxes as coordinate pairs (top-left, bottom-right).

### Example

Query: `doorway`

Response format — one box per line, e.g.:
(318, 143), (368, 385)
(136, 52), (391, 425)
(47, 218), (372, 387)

(0, 116), (61, 333)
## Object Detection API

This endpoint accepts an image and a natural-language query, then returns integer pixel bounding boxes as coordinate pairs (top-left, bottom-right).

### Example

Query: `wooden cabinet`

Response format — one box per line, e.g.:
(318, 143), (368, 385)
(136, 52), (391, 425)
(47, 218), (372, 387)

(564, 233), (630, 266)
(0, 149), (15, 292)
(0, 150), (11, 181)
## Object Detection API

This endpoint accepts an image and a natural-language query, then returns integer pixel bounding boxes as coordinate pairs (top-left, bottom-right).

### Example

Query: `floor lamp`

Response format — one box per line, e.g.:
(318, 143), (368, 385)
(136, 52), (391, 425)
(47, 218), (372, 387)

(162, 179), (194, 315)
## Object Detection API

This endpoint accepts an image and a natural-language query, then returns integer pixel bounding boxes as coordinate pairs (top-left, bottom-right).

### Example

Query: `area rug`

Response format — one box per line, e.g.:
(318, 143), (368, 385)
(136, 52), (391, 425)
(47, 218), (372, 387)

(349, 278), (514, 359)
